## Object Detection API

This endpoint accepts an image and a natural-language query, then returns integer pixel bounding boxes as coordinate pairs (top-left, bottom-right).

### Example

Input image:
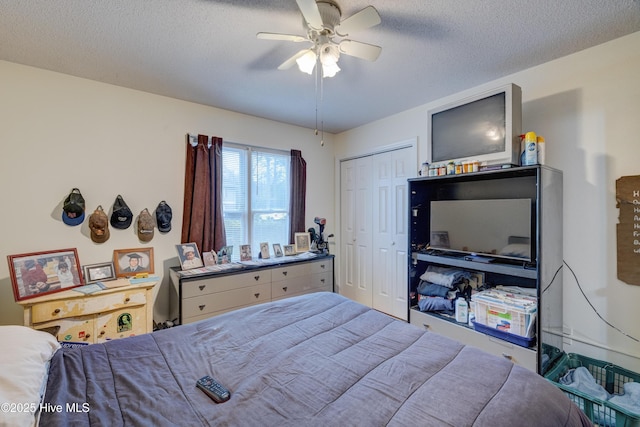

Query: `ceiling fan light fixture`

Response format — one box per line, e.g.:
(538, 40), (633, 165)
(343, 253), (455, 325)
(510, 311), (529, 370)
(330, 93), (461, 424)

(296, 50), (317, 75)
(321, 59), (340, 78)
(320, 43), (340, 77)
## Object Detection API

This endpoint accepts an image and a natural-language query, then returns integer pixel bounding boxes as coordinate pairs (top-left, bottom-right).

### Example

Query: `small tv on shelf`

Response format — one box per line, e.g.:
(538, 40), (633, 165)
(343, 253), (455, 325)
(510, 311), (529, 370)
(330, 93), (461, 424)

(427, 83), (522, 167)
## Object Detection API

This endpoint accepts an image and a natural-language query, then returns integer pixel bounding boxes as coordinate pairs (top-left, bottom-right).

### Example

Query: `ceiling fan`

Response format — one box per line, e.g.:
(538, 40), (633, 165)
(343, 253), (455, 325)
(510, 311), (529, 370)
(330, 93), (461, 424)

(257, 0), (382, 77)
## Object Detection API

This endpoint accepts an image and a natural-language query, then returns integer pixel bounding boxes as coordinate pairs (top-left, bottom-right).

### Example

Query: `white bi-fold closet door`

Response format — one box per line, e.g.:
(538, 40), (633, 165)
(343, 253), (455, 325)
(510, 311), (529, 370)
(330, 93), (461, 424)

(340, 145), (413, 320)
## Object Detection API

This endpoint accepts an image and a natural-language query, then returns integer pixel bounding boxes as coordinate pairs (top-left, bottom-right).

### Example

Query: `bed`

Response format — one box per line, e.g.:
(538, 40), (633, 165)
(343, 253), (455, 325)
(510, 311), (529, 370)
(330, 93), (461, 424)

(3, 292), (590, 426)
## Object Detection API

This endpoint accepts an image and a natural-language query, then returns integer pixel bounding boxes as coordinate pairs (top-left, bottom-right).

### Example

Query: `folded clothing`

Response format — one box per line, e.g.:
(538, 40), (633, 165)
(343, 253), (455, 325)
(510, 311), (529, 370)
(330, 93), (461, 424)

(419, 266), (471, 289)
(418, 296), (454, 312)
(416, 281), (450, 298)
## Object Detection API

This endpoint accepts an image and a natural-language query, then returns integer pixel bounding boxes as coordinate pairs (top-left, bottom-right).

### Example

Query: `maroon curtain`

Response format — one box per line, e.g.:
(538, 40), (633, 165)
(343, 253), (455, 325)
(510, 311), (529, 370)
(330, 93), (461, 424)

(288, 149), (307, 244)
(181, 134), (226, 253)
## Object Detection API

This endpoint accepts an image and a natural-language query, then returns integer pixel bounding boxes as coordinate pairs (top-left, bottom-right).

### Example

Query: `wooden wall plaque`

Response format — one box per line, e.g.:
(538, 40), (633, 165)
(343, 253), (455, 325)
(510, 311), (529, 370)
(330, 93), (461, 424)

(616, 175), (640, 285)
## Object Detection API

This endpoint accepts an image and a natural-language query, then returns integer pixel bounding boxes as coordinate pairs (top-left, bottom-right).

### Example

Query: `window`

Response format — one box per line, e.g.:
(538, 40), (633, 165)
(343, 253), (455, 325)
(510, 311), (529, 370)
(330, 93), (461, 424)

(222, 143), (290, 260)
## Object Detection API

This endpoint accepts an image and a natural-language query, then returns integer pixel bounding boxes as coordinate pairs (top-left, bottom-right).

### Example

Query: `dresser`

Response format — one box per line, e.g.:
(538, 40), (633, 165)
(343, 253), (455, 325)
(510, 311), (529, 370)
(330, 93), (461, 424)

(18, 279), (156, 344)
(170, 255), (334, 324)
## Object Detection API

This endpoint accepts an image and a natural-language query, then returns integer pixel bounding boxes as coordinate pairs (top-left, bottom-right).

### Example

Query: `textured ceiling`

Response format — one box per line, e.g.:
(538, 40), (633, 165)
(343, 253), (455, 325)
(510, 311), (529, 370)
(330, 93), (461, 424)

(1, 0), (639, 133)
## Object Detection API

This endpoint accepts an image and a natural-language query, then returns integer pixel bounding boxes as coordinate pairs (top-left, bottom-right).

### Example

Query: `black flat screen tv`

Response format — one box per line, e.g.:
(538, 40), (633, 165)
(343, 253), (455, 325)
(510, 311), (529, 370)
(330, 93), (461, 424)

(429, 198), (533, 262)
(428, 83), (522, 167)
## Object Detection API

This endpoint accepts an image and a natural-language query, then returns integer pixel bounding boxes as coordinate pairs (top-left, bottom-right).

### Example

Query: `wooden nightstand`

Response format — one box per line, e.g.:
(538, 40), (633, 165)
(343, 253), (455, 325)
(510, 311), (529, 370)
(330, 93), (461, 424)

(18, 279), (156, 344)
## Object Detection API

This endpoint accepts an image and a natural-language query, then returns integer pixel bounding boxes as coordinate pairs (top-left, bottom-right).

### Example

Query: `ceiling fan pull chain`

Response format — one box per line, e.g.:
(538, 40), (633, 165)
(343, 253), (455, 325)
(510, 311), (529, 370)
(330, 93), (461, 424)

(314, 56), (319, 139)
(320, 69), (325, 146)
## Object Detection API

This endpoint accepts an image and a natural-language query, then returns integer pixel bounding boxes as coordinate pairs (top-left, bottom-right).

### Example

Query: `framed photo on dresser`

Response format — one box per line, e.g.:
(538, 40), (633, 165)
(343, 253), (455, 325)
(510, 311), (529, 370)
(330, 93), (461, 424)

(294, 232), (311, 253)
(240, 245), (252, 261)
(114, 247), (154, 277)
(83, 261), (116, 284)
(8, 248), (83, 301)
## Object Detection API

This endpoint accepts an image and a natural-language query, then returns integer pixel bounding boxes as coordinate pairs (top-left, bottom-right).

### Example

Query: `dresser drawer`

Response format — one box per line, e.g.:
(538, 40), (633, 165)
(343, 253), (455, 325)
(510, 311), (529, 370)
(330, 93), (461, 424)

(182, 282), (271, 318)
(271, 263), (313, 282)
(36, 317), (96, 343)
(182, 270), (271, 299)
(31, 288), (147, 324)
(270, 260), (332, 282)
(96, 305), (147, 342)
(310, 259), (333, 275)
(410, 309), (536, 371)
(271, 272), (332, 299)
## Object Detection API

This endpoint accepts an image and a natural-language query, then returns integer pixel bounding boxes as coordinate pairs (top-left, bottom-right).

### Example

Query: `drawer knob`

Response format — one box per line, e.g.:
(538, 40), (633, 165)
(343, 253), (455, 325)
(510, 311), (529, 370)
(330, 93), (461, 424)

(282, 286), (288, 292)
(282, 271), (288, 276)
(254, 275), (260, 281)
(199, 305), (206, 311)
(199, 285), (206, 291)
(53, 308), (61, 314)
(254, 293), (260, 299)
(422, 323), (431, 330)
(85, 334), (91, 339)
(320, 279), (325, 283)
(320, 264), (325, 269)
(501, 353), (513, 360)
(124, 297), (130, 303)
(100, 331), (105, 335)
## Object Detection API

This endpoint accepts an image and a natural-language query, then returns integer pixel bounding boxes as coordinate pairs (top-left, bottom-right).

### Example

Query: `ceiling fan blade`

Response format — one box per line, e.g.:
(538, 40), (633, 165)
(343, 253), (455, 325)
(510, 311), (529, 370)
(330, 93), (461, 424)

(257, 32), (308, 43)
(295, 0), (323, 30)
(335, 6), (381, 36)
(339, 40), (382, 62)
(277, 49), (312, 70)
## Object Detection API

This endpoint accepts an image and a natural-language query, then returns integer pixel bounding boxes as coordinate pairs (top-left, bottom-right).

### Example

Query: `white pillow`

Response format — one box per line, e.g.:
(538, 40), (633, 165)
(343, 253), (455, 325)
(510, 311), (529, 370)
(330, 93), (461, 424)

(0, 326), (60, 427)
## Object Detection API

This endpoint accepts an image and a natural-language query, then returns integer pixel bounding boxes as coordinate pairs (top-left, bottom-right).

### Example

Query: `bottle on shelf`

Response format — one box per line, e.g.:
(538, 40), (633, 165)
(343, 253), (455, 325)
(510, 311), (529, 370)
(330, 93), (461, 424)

(523, 131), (538, 165)
(455, 297), (468, 323)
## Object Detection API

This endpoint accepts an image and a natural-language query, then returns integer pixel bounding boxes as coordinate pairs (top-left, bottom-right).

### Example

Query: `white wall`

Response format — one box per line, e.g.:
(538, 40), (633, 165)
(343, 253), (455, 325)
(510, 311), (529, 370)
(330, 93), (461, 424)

(335, 31), (640, 372)
(0, 60), (335, 325)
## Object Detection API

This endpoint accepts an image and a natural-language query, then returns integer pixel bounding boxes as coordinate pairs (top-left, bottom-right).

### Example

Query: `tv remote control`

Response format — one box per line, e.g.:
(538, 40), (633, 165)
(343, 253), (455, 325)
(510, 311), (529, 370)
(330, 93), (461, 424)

(196, 375), (231, 403)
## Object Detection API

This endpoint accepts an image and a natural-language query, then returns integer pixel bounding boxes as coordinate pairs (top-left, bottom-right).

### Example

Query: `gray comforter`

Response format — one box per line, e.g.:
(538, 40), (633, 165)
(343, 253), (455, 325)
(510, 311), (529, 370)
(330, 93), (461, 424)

(41, 292), (590, 426)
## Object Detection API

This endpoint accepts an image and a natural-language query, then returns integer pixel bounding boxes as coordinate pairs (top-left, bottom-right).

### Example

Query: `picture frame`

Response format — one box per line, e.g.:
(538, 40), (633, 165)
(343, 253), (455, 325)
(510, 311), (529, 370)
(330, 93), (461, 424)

(175, 243), (204, 270)
(113, 247), (154, 278)
(8, 248), (83, 301)
(294, 232), (311, 253)
(240, 244), (252, 261)
(283, 245), (295, 256)
(82, 261), (116, 284)
(203, 250), (218, 266)
(259, 242), (270, 259)
(218, 245), (233, 264)
(273, 243), (283, 258)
